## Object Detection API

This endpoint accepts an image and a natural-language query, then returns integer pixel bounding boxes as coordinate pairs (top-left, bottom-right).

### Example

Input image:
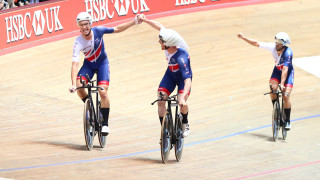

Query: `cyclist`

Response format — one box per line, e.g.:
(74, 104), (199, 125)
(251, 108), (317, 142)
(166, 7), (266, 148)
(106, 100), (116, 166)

(69, 12), (142, 135)
(237, 32), (294, 130)
(141, 16), (192, 137)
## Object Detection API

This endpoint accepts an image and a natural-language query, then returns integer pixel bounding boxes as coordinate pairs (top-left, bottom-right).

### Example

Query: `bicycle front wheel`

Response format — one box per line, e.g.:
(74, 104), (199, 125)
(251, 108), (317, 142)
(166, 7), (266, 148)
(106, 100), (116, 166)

(83, 99), (94, 150)
(272, 101), (280, 142)
(174, 114), (184, 162)
(160, 112), (172, 164)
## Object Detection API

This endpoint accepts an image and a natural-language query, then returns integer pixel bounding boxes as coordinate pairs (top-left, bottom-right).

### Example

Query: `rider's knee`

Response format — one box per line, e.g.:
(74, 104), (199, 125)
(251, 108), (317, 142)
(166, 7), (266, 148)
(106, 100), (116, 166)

(283, 94), (290, 102)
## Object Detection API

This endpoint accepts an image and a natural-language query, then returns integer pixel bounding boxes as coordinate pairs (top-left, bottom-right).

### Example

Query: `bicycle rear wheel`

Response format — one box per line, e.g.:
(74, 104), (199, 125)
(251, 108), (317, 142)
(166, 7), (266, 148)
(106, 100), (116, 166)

(160, 112), (172, 163)
(272, 101), (280, 142)
(83, 99), (94, 150)
(97, 102), (107, 148)
(174, 114), (184, 162)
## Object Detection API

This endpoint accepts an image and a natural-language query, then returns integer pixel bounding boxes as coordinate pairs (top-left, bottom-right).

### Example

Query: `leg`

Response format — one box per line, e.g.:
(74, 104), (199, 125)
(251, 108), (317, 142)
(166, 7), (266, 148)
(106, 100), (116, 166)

(157, 70), (175, 125)
(77, 64), (93, 102)
(76, 77), (88, 102)
(97, 61), (111, 135)
(157, 90), (169, 125)
(269, 66), (281, 106)
(283, 70), (294, 130)
(178, 81), (191, 137)
(99, 84), (110, 125)
(269, 80), (279, 105)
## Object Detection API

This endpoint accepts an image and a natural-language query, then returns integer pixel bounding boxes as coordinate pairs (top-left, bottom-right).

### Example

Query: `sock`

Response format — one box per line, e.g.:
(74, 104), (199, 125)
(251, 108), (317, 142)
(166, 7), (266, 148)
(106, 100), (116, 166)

(159, 117), (163, 125)
(182, 112), (188, 124)
(284, 108), (291, 123)
(81, 96), (89, 103)
(100, 108), (110, 126)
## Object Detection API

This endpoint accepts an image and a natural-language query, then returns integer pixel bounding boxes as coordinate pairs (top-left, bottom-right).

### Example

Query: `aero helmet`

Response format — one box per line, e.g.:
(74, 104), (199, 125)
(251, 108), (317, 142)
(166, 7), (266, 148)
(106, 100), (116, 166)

(159, 28), (189, 49)
(76, 12), (92, 26)
(275, 32), (291, 46)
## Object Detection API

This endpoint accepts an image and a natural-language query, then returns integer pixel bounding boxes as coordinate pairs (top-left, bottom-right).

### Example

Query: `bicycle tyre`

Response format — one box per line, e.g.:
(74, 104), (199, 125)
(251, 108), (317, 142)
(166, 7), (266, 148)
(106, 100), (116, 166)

(97, 102), (107, 148)
(174, 114), (184, 162)
(83, 99), (94, 150)
(160, 112), (171, 164)
(272, 101), (280, 142)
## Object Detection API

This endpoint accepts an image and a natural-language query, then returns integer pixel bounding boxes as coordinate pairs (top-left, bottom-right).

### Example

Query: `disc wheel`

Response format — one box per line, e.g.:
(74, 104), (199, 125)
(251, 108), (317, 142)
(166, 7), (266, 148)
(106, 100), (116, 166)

(83, 99), (94, 150)
(174, 114), (184, 162)
(272, 101), (280, 142)
(160, 113), (171, 164)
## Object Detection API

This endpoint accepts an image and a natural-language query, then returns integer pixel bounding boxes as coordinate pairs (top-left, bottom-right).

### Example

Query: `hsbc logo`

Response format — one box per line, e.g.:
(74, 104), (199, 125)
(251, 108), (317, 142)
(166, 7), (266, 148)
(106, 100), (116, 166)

(32, 10), (45, 36)
(84, 0), (150, 23)
(5, 6), (63, 43)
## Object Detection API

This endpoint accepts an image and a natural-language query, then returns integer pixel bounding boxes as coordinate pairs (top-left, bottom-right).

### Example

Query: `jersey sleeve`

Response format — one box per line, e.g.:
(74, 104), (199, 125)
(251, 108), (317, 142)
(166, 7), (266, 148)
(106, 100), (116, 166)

(96, 26), (114, 34)
(259, 42), (275, 52)
(283, 48), (293, 67)
(72, 41), (81, 62)
(177, 54), (192, 80)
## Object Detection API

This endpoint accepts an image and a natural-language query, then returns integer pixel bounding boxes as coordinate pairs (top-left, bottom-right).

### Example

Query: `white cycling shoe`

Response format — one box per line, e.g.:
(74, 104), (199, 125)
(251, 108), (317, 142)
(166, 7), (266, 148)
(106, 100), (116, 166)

(182, 123), (190, 137)
(101, 125), (109, 136)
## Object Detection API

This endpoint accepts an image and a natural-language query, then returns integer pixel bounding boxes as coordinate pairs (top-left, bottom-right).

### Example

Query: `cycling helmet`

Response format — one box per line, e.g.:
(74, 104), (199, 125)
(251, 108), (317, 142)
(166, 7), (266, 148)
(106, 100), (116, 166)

(76, 12), (92, 26)
(275, 32), (291, 46)
(159, 28), (189, 49)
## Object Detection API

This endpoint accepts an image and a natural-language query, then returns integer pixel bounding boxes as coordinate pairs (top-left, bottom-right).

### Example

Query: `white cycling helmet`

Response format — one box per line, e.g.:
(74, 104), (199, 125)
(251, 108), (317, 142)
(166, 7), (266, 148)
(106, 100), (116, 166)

(159, 28), (189, 49)
(275, 32), (291, 46)
(76, 12), (92, 26)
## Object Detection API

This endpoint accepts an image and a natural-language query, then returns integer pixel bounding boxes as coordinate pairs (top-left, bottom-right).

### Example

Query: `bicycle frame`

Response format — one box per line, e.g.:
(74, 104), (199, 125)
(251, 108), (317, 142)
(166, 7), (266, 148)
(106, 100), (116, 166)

(78, 74), (103, 126)
(76, 73), (106, 150)
(264, 84), (288, 141)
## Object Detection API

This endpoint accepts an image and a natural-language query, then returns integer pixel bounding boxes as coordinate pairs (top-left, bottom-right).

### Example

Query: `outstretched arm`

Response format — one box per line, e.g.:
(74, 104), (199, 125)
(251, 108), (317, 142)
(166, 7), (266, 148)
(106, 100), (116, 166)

(237, 33), (260, 47)
(141, 16), (165, 31)
(113, 20), (136, 33)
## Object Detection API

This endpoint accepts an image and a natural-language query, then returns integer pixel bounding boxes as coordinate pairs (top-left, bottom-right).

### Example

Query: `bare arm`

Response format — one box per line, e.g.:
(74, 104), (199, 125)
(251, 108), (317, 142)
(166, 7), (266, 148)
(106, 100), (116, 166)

(142, 18), (165, 31)
(280, 66), (288, 90)
(237, 33), (260, 47)
(69, 61), (79, 93)
(113, 20), (136, 33)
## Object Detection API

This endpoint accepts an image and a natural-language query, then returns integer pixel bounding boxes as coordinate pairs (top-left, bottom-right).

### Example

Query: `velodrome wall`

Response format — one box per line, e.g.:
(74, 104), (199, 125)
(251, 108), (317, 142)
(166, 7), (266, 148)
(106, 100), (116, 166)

(0, 0), (283, 55)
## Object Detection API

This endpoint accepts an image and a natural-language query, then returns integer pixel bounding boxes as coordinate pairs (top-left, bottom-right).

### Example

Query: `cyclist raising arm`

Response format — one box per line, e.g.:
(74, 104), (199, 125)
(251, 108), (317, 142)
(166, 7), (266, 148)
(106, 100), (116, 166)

(69, 12), (142, 135)
(141, 15), (192, 137)
(237, 32), (294, 130)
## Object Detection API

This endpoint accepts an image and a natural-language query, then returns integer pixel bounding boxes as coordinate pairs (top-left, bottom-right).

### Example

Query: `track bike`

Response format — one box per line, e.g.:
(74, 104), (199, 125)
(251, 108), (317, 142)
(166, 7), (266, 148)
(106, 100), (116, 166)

(264, 85), (288, 141)
(76, 73), (107, 150)
(151, 92), (184, 163)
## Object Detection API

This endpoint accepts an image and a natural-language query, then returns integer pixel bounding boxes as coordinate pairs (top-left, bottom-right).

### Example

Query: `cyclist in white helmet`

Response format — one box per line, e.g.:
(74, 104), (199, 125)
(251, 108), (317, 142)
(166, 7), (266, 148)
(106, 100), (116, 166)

(237, 32), (294, 130)
(69, 12), (143, 135)
(140, 15), (193, 137)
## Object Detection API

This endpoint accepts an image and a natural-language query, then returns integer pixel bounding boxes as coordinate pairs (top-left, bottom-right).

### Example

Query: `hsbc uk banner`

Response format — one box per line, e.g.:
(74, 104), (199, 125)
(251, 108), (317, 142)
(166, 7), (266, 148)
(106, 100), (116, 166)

(0, 0), (252, 55)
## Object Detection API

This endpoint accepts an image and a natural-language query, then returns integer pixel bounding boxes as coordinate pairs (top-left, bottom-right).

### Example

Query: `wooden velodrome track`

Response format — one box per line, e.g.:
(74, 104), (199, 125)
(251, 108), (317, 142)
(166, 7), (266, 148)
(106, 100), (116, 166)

(1, 0), (320, 179)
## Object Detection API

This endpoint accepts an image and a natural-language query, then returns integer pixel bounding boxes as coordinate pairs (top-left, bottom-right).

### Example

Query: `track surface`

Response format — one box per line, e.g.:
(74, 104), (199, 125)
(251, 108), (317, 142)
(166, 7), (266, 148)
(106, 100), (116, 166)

(0, 0), (319, 179)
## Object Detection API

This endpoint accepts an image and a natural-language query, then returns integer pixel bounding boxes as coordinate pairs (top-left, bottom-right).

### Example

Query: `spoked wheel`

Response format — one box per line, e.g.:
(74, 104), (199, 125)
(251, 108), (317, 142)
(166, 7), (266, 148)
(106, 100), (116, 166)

(281, 111), (287, 140)
(83, 99), (94, 150)
(174, 114), (184, 162)
(97, 102), (107, 148)
(160, 113), (172, 164)
(272, 101), (280, 142)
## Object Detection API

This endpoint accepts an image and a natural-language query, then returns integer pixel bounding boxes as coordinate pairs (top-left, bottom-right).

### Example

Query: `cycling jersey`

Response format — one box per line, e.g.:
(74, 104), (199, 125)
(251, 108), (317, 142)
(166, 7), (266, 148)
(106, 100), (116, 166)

(72, 26), (114, 85)
(259, 42), (294, 87)
(158, 48), (193, 95)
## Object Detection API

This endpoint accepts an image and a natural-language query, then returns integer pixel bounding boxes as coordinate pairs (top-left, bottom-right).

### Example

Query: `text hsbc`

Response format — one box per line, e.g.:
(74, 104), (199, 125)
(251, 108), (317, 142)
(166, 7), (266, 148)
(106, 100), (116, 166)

(5, 6), (63, 43)
(84, 0), (150, 22)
